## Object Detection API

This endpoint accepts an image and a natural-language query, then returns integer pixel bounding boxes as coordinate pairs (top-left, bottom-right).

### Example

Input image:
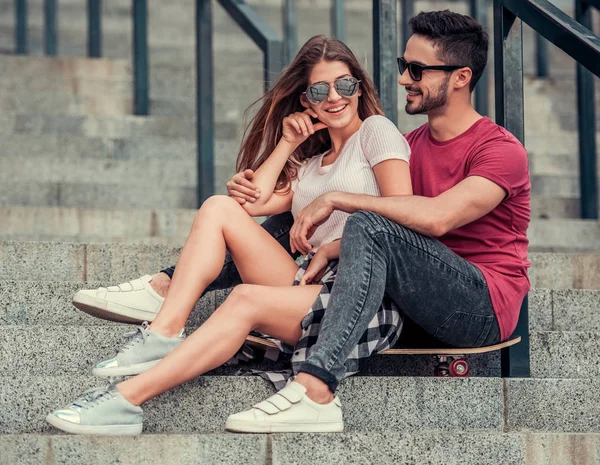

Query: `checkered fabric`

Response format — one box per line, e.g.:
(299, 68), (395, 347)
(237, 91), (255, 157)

(230, 254), (404, 390)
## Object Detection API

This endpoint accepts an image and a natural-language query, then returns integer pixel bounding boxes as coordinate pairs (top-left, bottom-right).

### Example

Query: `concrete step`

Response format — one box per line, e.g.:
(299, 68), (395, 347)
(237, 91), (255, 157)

(531, 196), (581, 220)
(0, 283), (593, 331)
(0, 206), (197, 243)
(3, 432), (599, 465)
(0, 241), (597, 287)
(0, 208), (598, 251)
(2, 325), (597, 379)
(531, 175), (582, 199)
(0, 155), (196, 186)
(2, 375), (598, 434)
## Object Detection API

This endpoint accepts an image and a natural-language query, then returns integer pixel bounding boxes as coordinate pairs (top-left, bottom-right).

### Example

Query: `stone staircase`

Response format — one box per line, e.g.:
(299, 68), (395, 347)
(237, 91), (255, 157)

(1, 0), (599, 464)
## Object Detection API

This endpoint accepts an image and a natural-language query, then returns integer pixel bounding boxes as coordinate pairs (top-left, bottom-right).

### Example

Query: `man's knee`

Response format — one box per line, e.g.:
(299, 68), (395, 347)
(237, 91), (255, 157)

(343, 211), (422, 249)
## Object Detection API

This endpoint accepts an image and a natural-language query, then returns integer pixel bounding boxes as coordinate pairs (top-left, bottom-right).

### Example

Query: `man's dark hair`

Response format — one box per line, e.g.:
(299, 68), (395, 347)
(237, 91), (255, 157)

(409, 10), (488, 92)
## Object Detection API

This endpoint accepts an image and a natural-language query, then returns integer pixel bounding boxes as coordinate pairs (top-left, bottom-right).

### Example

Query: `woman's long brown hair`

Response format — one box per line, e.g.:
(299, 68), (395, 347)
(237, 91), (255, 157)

(236, 35), (384, 192)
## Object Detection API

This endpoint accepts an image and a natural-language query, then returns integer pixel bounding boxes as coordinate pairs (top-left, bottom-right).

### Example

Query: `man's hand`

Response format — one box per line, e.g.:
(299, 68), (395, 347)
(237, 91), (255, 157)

(226, 169), (261, 205)
(290, 192), (336, 254)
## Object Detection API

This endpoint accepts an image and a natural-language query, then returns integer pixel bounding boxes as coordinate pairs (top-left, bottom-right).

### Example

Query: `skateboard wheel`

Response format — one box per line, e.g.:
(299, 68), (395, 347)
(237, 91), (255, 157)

(449, 358), (470, 377)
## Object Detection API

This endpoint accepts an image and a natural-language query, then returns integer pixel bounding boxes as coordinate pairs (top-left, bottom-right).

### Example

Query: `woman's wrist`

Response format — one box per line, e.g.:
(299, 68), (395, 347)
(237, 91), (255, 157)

(277, 138), (300, 154)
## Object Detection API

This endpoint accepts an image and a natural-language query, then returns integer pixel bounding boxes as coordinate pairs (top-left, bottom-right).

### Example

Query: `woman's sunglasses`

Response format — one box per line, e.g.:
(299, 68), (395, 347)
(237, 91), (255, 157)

(303, 77), (361, 104)
(397, 57), (466, 82)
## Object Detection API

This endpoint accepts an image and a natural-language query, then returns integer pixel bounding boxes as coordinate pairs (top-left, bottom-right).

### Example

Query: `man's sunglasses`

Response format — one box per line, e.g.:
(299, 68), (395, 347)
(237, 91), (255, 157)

(397, 57), (466, 82)
(304, 77), (361, 104)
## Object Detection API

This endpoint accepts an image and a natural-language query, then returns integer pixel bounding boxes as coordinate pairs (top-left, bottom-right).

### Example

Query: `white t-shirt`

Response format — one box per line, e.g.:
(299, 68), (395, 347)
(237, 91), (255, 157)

(291, 115), (411, 251)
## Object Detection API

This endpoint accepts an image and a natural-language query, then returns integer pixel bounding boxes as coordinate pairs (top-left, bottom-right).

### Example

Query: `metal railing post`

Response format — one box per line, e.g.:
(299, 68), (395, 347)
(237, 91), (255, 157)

(283, 0), (297, 64)
(15, 0), (27, 54)
(575, 0), (598, 219)
(494, 0), (530, 377)
(133, 0), (149, 115)
(196, 0), (215, 205)
(373, 0), (398, 125)
(218, 0), (283, 92)
(87, 0), (102, 58)
(331, 0), (345, 41)
(535, 33), (549, 78)
(400, 0), (414, 55)
(470, 0), (490, 116)
(44, 0), (57, 56)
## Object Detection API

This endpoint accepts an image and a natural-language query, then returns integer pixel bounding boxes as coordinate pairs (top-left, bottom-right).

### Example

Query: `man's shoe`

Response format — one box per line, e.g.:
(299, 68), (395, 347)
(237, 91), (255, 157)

(225, 381), (343, 433)
(72, 275), (165, 324)
(93, 322), (185, 377)
(46, 384), (143, 436)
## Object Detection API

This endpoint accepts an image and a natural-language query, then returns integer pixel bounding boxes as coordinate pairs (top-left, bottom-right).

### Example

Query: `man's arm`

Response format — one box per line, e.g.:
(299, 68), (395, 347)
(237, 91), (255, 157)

(330, 175), (506, 237)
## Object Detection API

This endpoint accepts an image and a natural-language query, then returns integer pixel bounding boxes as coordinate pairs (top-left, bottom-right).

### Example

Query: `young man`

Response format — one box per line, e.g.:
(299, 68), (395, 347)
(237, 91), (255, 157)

(73, 11), (530, 433)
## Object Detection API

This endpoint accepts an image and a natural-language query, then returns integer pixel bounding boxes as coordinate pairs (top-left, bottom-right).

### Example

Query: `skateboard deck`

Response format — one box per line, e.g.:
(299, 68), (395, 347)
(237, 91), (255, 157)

(244, 335), (521, 377)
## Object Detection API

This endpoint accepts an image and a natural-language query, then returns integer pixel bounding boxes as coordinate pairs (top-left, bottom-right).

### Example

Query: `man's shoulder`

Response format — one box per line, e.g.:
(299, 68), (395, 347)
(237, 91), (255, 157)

(403, 122), (429, 142)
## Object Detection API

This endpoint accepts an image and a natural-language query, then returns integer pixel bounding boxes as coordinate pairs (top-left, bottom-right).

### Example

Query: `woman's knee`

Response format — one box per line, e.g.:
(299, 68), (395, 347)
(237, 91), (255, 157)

(194, 195), (243, 224)
(218, 284), (264, 326)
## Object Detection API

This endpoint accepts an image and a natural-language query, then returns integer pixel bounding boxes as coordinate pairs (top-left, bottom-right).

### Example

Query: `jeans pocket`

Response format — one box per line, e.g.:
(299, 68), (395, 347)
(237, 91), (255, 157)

(432, 311), (495, 348)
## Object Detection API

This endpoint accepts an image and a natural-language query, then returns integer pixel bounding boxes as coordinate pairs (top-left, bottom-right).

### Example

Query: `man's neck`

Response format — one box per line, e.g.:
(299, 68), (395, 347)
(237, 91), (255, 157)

(427, 100), (482, 142)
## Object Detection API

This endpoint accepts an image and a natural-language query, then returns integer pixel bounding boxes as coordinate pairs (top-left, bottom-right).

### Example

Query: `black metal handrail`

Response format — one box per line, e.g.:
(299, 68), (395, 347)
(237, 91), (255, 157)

(13, 0), (149, 116)
(495, 0), (600, 377)
(196, 0), (284, 205)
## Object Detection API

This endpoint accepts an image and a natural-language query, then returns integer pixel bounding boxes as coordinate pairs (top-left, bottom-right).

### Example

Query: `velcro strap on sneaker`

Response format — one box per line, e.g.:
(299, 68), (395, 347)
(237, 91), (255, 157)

(131, 278), (145, 291)
(253, 400), (280, 415)
(277, 383), (305, 404)
(119, 282), (134, 292)
(266, 393), (293, 411)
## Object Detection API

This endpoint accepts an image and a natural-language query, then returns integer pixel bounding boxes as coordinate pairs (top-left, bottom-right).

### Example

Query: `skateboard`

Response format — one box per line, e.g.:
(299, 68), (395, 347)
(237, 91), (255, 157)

(244, 335), (521, 377)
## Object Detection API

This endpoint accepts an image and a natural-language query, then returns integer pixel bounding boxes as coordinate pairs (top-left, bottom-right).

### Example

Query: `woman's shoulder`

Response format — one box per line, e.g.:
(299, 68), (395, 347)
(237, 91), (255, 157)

(361, 114), (401, 133)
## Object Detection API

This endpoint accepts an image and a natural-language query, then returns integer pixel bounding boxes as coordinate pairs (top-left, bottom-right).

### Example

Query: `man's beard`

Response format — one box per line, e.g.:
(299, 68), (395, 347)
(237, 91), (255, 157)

(404, 74), (451, 115)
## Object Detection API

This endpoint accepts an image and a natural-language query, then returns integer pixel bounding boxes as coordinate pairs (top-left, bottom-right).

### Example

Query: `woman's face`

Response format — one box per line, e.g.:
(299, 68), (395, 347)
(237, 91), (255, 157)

(304, 59), (362, 130)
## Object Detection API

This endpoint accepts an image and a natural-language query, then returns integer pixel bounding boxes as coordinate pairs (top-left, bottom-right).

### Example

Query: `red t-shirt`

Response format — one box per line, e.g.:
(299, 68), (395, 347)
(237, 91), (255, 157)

(405, 117), (531, 341)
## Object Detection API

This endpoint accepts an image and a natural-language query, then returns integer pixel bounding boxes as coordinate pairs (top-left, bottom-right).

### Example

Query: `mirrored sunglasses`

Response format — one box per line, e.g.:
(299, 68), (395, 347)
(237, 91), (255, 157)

(304, 77), (361, 104)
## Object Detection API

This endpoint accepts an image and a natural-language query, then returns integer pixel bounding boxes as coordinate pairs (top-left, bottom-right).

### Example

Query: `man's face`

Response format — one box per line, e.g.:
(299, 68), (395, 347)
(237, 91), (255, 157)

(398, 35), (452, 115)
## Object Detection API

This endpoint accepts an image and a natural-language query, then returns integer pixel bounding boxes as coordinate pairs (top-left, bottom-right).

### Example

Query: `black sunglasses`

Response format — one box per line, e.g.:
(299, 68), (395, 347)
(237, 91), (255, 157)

(397, 57), (466, 82)
(304, 77), (361, 104)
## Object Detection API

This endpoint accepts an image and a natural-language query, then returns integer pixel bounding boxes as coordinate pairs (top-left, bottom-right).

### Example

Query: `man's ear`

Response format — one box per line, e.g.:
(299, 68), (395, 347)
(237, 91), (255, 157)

(300, 94), (311, 109)
(454, 67), (472, 90)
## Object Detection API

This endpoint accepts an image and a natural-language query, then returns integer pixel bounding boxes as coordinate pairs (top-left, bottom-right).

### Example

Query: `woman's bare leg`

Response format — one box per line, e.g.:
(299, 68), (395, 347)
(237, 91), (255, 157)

(118, 284), (322, 406)
(149, 195), (299, 336)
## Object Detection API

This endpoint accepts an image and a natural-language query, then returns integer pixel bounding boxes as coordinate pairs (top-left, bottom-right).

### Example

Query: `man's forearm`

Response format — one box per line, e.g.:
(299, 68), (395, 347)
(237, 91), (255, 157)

(330, 192), (446, 237)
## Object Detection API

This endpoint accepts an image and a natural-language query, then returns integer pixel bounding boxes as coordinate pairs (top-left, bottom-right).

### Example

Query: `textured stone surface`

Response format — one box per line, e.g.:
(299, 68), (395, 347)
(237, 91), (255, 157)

(1, 376), (503, 434)
(0, 241), (84, 281)
(506, 378), (600, 432)
(530, 331), (600, 378)
(528, 219), (600, 251)
(0, 434), (267, 465)
(0, 155), (196, 186)
(0, 280), (215, 326)
(0, 206), (196, 240)
(272, 432), (524, 465)
(338, 377), (502, 432)
(529, 288), (553, 331)
(2, 432), (600, 465)
(530, 253), (600, 289)
(553, 289), (600, 332)
(85, 243), (181, 282)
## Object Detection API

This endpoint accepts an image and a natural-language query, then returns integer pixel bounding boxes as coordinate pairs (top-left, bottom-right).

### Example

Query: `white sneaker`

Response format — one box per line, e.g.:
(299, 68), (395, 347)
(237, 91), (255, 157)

(72, 275), (165, 324)
(225, 382), (343, 433)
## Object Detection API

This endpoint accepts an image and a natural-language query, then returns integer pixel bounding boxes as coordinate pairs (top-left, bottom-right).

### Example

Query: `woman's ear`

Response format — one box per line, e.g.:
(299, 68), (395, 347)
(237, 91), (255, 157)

(300, 94), (311, 109)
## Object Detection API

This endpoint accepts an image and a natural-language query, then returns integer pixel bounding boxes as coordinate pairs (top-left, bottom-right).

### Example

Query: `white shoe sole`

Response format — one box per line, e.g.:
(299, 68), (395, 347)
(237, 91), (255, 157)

(92, 359), (161, 378)
(73, 292), (158, 324)
(225, 419), (344, 433)
(46, 413), (142, 436)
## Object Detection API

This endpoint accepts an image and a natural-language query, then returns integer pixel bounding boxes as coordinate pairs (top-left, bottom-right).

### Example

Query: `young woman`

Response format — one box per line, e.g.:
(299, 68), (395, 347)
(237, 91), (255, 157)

(46, 35), (412, 435)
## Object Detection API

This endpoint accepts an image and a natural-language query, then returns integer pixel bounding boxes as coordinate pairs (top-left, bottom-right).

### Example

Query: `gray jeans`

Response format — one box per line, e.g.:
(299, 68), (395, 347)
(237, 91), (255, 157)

(299, 211), (501, 392)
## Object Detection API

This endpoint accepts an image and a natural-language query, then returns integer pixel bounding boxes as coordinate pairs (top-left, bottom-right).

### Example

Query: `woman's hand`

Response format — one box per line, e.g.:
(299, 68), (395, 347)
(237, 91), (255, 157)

(226, 169), (260, 205)
(281, 109), (327, 147)
(299, 240), (340, 285)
